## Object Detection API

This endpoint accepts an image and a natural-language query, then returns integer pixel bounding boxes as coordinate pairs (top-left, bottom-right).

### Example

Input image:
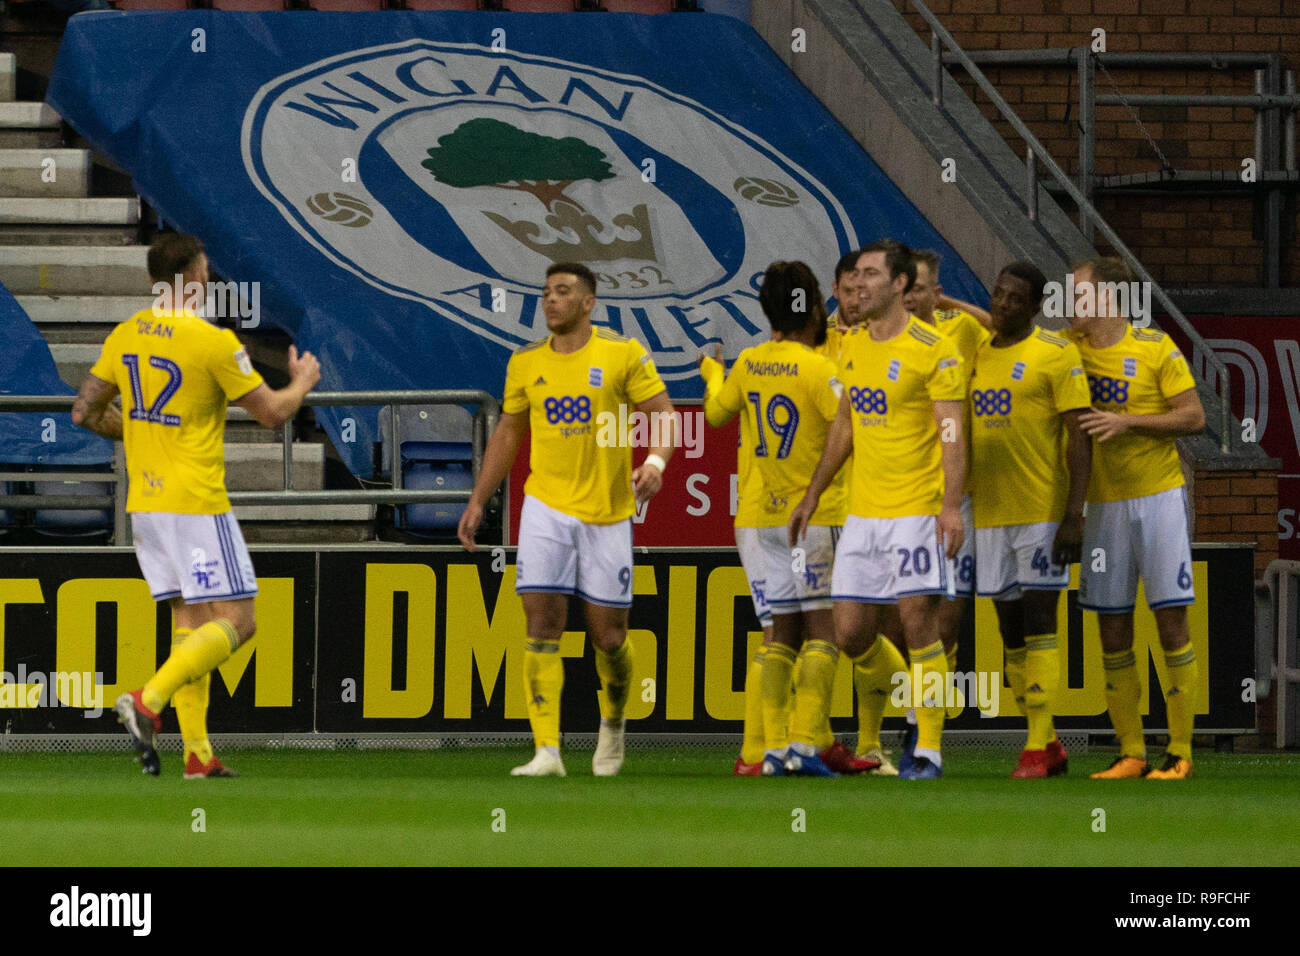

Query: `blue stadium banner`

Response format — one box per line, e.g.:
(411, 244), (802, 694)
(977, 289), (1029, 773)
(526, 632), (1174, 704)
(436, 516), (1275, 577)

(0, 544), (1256, 738)
(0, 281), (112, 466)
(48, 11), (988, 477)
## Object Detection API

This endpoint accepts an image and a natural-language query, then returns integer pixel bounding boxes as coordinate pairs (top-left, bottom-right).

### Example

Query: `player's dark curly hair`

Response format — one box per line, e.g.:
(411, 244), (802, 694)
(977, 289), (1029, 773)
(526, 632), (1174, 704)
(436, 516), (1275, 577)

(1000, 261), (1048, 303)
(148, 234), (205, 283)
(759, 260), (828, 335)
(860, 238), (917, 293)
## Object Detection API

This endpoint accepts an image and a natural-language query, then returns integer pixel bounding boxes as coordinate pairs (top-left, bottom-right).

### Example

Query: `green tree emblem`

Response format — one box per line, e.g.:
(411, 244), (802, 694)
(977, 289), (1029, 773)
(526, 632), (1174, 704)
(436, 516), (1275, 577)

(422, 117), (615, 213)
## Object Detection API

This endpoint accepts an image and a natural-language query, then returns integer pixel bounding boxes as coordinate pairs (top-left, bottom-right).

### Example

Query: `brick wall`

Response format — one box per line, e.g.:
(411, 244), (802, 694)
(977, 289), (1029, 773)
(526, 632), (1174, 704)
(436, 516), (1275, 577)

(890, 0), (1300, 288)
(1190, 468), (1279, 576)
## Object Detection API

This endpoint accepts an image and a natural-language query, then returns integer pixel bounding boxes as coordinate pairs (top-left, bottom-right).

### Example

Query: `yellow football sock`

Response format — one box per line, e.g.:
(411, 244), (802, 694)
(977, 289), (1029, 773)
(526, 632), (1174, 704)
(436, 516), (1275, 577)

(524, 639), (564, 750)
(1102, 649), (1145, 759)
(945, 641), (963, 717)
(142, 620), (239, 715)
(594, 637), (634, 722)
(1004, 645), (1027, 715)
(168, 628), (214, 765)
(911, 640), (947, 754)
(741, 644), (768, 765)
(1024, 633), (1060, 750)
(792, 641), (835, 750)
(761, 642), (797, 753)
(791, 640), (837, 749)
(1162, 644), (1198, 761)
(853, 634), (908, 755)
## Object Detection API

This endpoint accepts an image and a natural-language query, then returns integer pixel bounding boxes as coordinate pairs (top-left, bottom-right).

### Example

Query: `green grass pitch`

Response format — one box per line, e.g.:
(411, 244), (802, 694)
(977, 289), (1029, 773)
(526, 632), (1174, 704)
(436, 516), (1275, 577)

(3, 747), (1297, 866)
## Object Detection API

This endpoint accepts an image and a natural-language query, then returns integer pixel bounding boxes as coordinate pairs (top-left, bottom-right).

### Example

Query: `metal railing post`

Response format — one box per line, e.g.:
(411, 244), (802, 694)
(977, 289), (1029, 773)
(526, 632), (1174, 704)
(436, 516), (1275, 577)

(390, 404), (403, 490)
(113, 442), (129, 545)
(931, 32), (943, 107)
(281, 417), (294, 491)
(1078, 49), (1095, 245)
(1026, 145), (1037, 220)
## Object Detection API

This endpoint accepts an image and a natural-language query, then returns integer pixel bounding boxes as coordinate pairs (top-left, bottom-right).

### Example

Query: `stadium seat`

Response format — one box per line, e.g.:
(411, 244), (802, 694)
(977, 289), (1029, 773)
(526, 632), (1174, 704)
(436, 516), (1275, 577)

(503, 0), (575, 11)
(397, 441), (474, 534)
(209, 0), (287, 9)
(598, 0), (675, 12)
(378, 403), (474, 478)
(31, 467), (112, 540)
(308, 0), (385, 8)
(400, 0), (479, 7)
(112, 0), (191, 9)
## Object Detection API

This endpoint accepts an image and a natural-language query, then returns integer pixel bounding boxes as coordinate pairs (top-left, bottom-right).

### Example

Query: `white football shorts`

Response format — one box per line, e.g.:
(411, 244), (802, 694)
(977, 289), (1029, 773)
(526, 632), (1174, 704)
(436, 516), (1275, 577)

(974, 520), (1070, 600)
(515, 495), (634, 608)
(1079, 486), (1195, 613)
(735, 525), (773, 627)
(760, 523), (837, 614)
(952, 493), (975, 598)
(832, 513), (948, 603)
(131, 511), (258, 604)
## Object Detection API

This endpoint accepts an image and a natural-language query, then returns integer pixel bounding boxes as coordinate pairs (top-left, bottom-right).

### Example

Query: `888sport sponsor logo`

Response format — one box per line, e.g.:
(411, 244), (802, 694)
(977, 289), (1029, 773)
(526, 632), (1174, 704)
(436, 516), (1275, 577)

(1088, 375), (1129, 406)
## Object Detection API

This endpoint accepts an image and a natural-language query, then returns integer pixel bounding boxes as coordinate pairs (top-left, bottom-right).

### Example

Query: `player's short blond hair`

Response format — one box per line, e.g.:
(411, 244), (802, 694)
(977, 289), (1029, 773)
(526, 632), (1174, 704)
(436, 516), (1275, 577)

(1072, 256), (1136, 286)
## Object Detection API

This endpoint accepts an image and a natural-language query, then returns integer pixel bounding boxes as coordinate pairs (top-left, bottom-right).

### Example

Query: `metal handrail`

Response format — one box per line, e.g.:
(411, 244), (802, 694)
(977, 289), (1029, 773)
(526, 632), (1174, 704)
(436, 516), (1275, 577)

(0, 390), (501, 540)
(910, 0), (1234, 452)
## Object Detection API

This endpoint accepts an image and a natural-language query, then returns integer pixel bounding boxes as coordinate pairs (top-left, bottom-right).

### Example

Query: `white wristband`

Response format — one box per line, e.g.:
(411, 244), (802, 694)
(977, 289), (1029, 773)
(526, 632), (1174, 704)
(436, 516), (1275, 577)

(643, 453), (667, 474)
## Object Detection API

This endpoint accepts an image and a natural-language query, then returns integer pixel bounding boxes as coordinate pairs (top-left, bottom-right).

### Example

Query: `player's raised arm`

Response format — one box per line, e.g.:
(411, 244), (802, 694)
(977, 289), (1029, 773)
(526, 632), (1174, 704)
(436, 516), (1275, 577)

(788, 390), (852, 546)
(697, 345), (740, 427)
(1053, 407), (1092, 565)
(631, 389), (675, 504)
(937, 292), (991, 329)
(234, 345), (321, 428)
(457, 409), (529, 551)
(934, 398), (966, 558)
(71, 373), (123, 440)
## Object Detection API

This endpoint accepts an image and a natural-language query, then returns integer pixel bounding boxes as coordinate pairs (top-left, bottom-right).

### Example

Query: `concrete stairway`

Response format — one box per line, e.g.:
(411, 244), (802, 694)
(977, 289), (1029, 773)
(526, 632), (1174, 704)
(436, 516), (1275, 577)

(0, 52), (372, 542)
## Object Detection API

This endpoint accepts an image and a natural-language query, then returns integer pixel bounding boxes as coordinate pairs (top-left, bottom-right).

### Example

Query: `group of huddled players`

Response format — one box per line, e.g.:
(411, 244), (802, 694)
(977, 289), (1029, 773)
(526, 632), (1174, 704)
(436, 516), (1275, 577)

(81, 233), (1203, 783)
(702, 243), (1205, 780)
(452, 244), (1204, 781)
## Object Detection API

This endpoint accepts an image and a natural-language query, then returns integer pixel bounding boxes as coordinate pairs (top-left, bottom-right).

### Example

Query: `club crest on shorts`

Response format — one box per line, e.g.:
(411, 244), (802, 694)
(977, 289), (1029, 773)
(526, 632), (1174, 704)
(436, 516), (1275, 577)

(242, 40), (857, 383)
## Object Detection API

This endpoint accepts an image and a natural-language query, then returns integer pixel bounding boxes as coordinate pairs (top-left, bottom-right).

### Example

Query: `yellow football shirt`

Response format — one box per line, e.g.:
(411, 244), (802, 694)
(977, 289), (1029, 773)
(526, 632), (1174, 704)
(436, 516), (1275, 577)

(969, 327), (1091, 527)
(503, 326), (666, 523)
(1068, 325), (1197, 503)
(930, 309), (989, 494)
(702, 339), (842, 528)
(839, 317), (965, 518)
(88, 309), (264, 514)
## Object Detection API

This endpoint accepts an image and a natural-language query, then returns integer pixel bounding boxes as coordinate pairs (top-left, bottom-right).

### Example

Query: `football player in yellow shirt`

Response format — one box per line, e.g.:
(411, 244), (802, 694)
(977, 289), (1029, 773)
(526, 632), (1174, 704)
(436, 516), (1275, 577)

(790, 240), (967, 779)
(868, 248), (991, 767)
(970, 262), (1092, 778)
(828, 249), (867, 334)
(1067, 258), (1206, 780)
(458, 263), (675, 777)
(73, 233), (320, 778)
(699, 260), (877, 777)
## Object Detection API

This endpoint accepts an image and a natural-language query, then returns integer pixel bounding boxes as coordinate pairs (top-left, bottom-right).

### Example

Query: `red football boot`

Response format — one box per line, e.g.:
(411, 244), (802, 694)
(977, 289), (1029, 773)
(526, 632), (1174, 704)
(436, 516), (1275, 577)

(733, 755), (763, 776)
(1044, 738), (1069, 776)
(820, 740), (881, 774)
(1010, 748), (1050, 779)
